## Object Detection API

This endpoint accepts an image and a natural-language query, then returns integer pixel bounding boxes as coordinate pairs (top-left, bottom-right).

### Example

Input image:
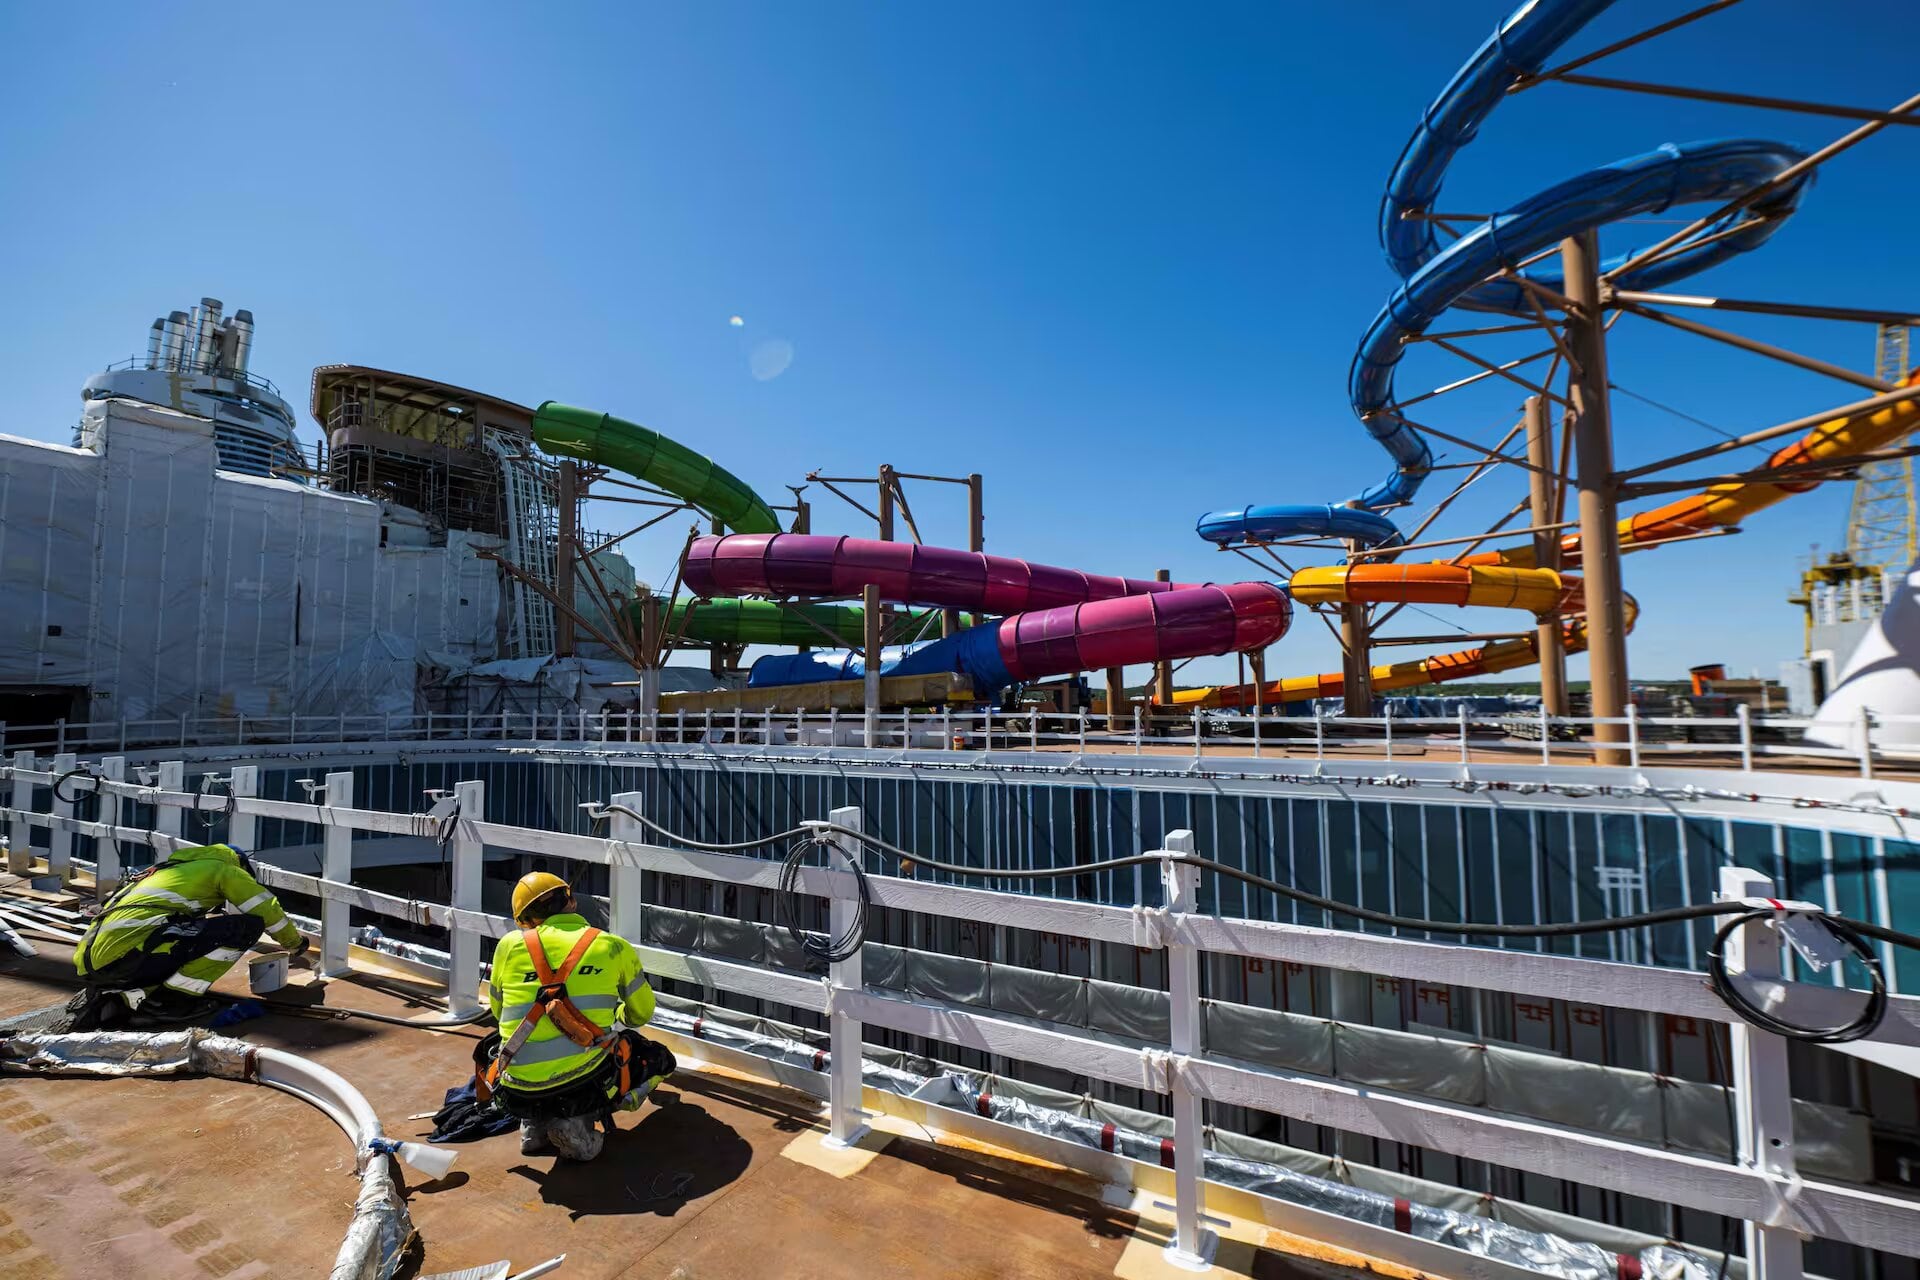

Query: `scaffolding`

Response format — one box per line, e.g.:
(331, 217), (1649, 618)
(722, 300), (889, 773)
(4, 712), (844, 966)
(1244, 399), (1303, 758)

(486, 429), (560, 658)
(1846, 324), (1918, 578)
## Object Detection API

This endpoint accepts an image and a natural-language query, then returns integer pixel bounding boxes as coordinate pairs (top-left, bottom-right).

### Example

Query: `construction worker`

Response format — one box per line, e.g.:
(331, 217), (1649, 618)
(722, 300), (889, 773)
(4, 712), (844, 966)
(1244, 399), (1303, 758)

(71, 843), (305, 1026)
(479, 870), (675, 1161)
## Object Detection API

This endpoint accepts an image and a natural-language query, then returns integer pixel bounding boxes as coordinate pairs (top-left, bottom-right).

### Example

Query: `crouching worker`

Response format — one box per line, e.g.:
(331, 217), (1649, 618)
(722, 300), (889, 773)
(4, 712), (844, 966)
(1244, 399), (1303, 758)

(478, 871), (676, 1162)
(73, 843), (307, 1025)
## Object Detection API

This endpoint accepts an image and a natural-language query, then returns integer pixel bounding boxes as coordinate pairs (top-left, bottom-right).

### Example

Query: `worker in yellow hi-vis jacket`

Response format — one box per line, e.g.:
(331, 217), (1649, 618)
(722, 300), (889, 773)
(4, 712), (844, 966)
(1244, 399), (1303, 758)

(479, 871), (675, 1161)
(71, 843), (306, 1026)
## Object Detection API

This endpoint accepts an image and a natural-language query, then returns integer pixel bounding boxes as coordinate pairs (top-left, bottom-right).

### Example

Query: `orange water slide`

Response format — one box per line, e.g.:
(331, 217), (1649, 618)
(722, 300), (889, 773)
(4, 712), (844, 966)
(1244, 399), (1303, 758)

(1166, 373), (1920, 708)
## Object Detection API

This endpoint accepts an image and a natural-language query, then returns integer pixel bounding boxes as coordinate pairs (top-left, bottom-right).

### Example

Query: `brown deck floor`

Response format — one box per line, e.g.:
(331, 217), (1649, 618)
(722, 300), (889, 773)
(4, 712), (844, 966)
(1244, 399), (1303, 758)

(0, 942), (1371, 1280)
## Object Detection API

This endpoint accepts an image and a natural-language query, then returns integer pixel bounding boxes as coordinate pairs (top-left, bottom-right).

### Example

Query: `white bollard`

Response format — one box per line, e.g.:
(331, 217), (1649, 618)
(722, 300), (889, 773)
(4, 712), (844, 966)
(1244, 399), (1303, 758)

(607, 790), (648, 947)
(446, 780), (486, 1017)
(8, 751), (35, 875)
(1160, 829), (1215, 1270)
(319, 771), (354, 978)
(824, 805), (868, 1148)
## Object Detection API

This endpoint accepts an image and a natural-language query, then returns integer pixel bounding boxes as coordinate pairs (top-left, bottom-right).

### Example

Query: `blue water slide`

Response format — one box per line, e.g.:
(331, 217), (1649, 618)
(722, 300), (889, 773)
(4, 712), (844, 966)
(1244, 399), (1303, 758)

(1197, 0), (1810, 548)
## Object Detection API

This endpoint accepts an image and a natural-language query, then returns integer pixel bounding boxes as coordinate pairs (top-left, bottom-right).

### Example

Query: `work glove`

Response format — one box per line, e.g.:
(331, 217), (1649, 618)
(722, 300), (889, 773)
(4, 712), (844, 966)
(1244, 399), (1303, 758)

(285, 936), (312, 963)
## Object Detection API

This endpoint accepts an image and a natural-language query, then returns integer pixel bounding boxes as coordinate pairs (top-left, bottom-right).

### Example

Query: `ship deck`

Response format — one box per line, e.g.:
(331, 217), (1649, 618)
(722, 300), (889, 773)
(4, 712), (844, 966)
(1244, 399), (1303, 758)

(0, 943), (1379, 1280)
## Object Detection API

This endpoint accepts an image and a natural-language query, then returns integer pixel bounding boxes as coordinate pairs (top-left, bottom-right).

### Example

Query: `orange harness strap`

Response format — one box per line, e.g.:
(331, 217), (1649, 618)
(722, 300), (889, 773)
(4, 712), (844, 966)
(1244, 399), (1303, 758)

(480, 926), (612, 1100)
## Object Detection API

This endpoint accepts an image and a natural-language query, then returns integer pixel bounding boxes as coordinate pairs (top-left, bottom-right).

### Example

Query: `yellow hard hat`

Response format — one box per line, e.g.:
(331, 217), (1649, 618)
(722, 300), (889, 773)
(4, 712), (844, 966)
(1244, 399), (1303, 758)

(512, 871), (571, 921)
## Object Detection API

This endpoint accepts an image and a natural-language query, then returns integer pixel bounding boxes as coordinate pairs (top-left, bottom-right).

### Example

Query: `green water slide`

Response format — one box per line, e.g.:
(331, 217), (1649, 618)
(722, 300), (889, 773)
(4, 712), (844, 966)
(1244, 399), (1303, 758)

(533, 401), (909, 649)
(532, 402), (782, 534)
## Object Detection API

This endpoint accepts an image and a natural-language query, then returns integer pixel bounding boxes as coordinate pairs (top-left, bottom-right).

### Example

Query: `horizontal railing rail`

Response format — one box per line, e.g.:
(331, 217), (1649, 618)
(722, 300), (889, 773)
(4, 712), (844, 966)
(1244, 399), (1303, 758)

(4, 757), (1917, 1277)
(1, 703), (1909, 780)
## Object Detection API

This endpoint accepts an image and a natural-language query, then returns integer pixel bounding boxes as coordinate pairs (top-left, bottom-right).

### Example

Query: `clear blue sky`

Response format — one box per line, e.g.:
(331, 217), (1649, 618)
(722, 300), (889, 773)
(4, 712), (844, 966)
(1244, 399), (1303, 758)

(3, 2), (1915, 685)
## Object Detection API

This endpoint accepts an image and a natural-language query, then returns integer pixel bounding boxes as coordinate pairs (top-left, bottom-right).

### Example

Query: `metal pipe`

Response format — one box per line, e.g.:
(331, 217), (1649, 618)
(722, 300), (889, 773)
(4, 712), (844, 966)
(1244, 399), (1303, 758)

(229, 310), (254, 373)
(556, 462), (578, 657)
(1373, 632), (1534, 647)
(144, 320), (164, 368)
(1610, 289), (1920, 328)
(1609, 86), (1920, 283)
(1526, 395), (1569, 717)
(1154, 569), (1174, 705)
(1616, 300), (1893, 392)
(195, 298), (223, 371)
(1542, 72), (1920, 129)
(1615, 383), (1920, 480)
(862, 584), (881, 746)
(162, 310), (189, 369)
(1340, 539), (1372, 713)
(1563, 231), (1629, 762)
(1346, 517), (1573, 560)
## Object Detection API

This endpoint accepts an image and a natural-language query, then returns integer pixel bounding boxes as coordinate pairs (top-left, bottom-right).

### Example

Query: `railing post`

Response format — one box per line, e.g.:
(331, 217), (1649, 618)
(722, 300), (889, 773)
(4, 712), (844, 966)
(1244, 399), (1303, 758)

(447, 779), (486, 1016)
(733, 707), (743, 746)
(466, 709), (475, 740)
(96, 757), (127, 893)
(319, 770), (354, 978)
(227, 765), (258, 856)
(1457, 705), (1470, 764)
(983, 709), (993, 753)
(1736, 702), (1754, 771)
(7, 751), (33, 875)
(1717, 866), (1805, 1280)
(1030, 709), (1039, 752)
(607, 790), (648, 946)
(1539, 703), (1551, 765)
(154, 761), (185, 842)
(1133, 705), (1143, 755)
(46, 752), (76, 884)
(825, 805), (868, 1148)
(1383, 709), (1394, 761)
(179, 712), (188, 747)
(1077, 711), (1087, 753)
(1626, 703), (1641, 767)
(1160, 829), (1215, 1270)
(944, 706), (955, 750)
(1314, 707), (1324, 761)
(1859, 706), (1875, 780)
(55, 720), (67, 753)
(1191, 707), (1202, 760)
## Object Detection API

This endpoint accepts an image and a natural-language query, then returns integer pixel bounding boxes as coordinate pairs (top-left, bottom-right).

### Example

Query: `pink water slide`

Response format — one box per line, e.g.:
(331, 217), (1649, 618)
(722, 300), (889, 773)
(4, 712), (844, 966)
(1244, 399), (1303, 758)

(684, 533), (1290, 687)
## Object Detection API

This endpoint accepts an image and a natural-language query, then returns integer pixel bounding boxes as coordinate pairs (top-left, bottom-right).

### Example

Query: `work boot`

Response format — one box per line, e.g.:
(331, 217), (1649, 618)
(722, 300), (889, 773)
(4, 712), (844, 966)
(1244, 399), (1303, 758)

(546, 1114), (605, 1161)
(519, 1120), (554, 1156)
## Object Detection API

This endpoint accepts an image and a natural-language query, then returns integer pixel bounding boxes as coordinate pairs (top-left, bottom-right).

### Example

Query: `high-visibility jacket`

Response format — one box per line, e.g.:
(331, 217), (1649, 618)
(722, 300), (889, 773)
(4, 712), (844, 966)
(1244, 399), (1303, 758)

(75, 843), (301, 976)
(488, 913), (654, 1092)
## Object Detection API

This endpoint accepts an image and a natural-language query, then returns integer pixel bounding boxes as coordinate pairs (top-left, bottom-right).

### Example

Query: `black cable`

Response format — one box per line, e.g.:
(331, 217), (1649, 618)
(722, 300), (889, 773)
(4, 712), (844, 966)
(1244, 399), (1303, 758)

(1706, 910), (1887, 1044)
(614, 808), (1920, 1044)
(192, 774), (237, 837)
(51, 765), (99, 806)
(776, 832), (869, 965)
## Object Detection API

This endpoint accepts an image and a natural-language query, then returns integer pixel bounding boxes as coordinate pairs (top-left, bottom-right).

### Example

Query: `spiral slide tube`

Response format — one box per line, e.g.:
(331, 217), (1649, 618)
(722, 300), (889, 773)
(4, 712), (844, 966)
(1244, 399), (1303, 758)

(1176, 0), (1920, 707)
(684, 534), (1291, 692)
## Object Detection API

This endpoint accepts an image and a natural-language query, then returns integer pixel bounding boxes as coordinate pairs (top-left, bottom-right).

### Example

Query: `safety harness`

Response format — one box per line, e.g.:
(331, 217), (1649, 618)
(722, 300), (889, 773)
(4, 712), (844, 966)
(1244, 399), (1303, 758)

(478, 926), (633, 1105)
(77, 854), (192, 977)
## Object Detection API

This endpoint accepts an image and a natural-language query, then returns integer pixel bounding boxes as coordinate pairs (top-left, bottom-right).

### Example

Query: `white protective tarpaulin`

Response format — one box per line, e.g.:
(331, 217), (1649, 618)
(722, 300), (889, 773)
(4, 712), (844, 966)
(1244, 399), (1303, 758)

(0, 399), (479, 723)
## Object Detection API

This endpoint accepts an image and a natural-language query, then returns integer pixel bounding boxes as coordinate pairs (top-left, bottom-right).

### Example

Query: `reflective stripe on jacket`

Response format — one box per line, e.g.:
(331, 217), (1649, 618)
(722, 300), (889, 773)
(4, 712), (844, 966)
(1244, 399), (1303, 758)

(75, 844), (301, 975)
(488, 913), (654, 1091)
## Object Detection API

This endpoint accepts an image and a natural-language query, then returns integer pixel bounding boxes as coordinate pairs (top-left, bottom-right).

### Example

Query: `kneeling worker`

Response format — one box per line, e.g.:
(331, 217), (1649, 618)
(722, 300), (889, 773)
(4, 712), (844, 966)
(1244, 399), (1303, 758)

(74, 843), (307, 1024)
(480, 871), (675, 1161)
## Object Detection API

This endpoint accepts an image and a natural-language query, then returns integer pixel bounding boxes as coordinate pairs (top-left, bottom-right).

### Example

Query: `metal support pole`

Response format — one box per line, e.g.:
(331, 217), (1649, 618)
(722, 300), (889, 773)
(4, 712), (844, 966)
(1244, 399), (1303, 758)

(1562, 229), (1630, 762)
(320, 770), (354, 979)
(447, 779), (485, 1016)
(1525, 394), (1569, 716)
(825, 806), (868, 1147)
(97, 757), (128, 894)
(1718, 866), (1805, 1280)
(47, 751), (75, 884)
(608, 790), (648, 944)
(1154, 570), (1175, 705)
(1737, 703), (1755, 772)
(1161, 829), (1216, 1271)
(639, 594), (662, 737)
(1340, 595), (1373, 715)
(863, 584), (882, 748)
(556, 461), (578, 657)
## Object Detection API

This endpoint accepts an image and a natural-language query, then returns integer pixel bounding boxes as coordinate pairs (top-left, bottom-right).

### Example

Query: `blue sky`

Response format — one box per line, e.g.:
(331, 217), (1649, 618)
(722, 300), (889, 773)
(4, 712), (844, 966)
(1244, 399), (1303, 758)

(2, 2), (1915, 685)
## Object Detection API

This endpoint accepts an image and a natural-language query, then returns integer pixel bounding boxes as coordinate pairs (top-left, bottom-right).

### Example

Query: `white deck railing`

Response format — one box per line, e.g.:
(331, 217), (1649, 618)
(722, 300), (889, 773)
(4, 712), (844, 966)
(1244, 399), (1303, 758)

(0, 703), (1910, 778)
(4, 755), (1919, 1278)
